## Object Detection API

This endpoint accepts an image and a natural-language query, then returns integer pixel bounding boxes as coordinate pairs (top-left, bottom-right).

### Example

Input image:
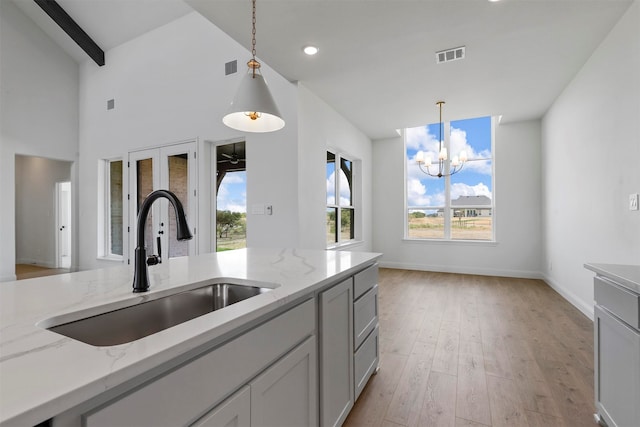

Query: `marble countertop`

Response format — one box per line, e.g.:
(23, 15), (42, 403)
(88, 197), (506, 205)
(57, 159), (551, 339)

(0, 248), (381, 426)
(584, 263), (640, 294)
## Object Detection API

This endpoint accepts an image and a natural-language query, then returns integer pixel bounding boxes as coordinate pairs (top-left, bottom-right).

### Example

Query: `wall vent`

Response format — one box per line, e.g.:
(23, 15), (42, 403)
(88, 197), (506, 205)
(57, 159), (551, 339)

(436, 46), (465, 64)
(225, 60), (238, 75)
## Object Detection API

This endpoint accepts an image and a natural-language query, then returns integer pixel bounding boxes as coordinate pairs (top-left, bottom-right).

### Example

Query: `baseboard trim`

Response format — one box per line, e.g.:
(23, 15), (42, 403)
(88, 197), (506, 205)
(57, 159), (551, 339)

(0, 274), (17, 282)
(378, 261), (542, 280)
(541, 274), (594, 320)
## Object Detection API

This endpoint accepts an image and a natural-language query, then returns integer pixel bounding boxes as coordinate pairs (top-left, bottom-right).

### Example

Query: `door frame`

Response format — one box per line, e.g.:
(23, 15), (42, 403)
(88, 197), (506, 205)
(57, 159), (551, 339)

(128, 141), (198, 264)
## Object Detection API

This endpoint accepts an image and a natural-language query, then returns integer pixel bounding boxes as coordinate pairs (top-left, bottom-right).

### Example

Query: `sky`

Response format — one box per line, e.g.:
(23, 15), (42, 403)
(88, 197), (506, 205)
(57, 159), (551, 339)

(406, 116), (492, 209)
(217, 171), (247, 213)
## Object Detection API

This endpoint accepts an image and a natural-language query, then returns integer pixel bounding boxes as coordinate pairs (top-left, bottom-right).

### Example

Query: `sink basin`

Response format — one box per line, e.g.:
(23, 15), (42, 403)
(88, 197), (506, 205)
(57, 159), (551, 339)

(43, 282), (274, 346)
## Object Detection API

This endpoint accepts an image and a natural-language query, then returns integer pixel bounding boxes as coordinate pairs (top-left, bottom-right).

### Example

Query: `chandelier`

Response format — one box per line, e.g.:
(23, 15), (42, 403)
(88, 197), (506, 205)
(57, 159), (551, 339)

(222, 0), (285, 133)
(416, 101), (467, 178)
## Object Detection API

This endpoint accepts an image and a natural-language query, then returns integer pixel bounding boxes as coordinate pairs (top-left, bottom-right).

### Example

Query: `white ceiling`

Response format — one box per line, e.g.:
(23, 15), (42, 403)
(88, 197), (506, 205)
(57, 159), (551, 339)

(12, 0), (633, 140)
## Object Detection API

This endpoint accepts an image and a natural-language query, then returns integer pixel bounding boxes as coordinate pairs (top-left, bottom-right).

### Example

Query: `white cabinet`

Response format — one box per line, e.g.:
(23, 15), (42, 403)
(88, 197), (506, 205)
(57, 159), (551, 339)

(251, 336), (317, 427)
(192, 386), (250, 427)
(80, 299), (316, 427)
(319, 277), (354, 427)
(353, 265), (379, 401)
(594, 275), (640, 427)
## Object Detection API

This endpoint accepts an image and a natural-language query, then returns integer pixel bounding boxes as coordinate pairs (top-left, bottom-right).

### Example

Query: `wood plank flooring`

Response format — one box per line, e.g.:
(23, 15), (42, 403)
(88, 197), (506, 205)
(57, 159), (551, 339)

(15, 264), (69, 280)
(344, 269), (595, 427)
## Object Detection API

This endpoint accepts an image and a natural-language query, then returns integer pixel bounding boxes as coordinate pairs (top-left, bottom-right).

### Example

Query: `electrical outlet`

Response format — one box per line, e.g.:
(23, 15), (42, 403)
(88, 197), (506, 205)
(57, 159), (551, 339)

(630, 194), (639, 211)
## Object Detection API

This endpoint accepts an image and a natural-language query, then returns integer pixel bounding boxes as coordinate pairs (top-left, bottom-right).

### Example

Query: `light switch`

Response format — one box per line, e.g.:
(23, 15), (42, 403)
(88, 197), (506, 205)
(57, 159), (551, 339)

(630, 194), (639, 211)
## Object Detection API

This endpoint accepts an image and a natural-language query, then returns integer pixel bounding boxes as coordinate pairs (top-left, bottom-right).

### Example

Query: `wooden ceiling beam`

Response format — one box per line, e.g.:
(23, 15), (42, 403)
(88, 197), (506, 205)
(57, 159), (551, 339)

(34, 0), (105, 66)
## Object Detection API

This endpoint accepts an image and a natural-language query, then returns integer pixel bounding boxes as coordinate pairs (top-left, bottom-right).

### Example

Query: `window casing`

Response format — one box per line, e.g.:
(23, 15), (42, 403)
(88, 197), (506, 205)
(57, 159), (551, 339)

(405, 116), (495, 241)
(99, 159), (124, 259)
(326, 151), (356, 247)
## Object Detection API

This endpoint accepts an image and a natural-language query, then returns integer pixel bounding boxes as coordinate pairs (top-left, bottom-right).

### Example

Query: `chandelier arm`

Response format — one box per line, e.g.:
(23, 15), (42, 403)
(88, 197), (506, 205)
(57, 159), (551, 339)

(417, 162), (439, 177)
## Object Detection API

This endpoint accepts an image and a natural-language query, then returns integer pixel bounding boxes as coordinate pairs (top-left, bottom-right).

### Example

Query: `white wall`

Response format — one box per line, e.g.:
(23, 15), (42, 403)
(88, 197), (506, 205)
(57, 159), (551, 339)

(15, 156), (72, 267)
(297, 84), (373, 251)
(0, 0), (79, 281)
(541, 0), (640, 317)
(372, 119), (542, 278)
(77, 12), (301, 270)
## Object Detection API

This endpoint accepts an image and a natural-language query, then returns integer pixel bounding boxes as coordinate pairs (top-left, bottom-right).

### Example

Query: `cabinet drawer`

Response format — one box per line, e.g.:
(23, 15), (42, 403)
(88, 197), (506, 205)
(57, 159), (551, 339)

(354, 264), (378, 300)
(595, 276), (639, 328)
(354, 285), (378, 350)
(85, 298), (315, 427)
(354, 325), (379, 401)
(191, 386), (250, 427)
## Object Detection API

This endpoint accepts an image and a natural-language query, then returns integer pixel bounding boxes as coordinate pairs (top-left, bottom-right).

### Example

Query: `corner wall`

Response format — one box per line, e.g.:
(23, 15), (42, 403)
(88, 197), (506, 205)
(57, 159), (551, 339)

(371, 119), (542, 278)
(297, 84), (373, 251)
(541, 1), (640, 317)
(0, 0), (79, 281)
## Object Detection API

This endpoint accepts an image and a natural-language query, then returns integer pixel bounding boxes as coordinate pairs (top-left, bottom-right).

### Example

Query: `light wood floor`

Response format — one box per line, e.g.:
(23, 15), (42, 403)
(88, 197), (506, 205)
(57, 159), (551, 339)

(15, 264), (69, 280)
(344, 268), (595, 427)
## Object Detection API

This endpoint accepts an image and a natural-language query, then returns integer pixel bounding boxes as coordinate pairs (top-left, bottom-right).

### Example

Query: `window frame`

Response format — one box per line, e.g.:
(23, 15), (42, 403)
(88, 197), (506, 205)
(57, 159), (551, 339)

(326, 150), (359, 248)
(404, 116), (496, 242)
(98, 158), (125, 261)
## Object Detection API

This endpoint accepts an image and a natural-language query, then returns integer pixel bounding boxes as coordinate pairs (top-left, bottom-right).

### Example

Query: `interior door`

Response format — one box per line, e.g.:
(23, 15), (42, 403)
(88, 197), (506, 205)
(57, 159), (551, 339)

(56, 181), (72, 269)
(129, 142), (197, 263)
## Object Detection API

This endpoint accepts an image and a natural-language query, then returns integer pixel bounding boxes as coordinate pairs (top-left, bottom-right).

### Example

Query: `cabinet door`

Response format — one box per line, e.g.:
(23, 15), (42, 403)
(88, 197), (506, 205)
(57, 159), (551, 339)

(595, 305), (640, 427)
(191, 386), (250, 427)
(319, 278), (354, 427)
(251, 336), (317, 427)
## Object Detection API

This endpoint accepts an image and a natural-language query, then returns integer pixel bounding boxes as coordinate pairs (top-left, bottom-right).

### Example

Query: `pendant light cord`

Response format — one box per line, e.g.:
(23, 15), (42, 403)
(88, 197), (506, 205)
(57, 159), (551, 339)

(251, 0), (257, 78)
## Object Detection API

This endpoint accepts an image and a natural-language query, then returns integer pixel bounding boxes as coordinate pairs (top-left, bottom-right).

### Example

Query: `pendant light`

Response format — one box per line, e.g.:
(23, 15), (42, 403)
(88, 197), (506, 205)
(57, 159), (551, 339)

(222, 0), (285, 133)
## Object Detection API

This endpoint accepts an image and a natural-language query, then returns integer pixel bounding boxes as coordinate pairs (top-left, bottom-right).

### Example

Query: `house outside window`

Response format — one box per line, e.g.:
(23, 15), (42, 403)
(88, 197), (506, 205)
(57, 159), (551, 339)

(406, 116), (494, 241)
(326, 151), (356, 246)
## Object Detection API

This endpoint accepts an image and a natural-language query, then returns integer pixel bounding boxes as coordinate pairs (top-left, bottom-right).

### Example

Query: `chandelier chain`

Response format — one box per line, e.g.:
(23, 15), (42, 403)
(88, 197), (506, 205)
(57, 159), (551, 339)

(251, 0), (257, 60)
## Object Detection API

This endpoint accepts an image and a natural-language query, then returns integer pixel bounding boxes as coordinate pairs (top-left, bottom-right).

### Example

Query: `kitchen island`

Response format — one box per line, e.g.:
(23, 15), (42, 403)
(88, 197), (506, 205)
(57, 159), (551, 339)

(0, 248), (381, 426)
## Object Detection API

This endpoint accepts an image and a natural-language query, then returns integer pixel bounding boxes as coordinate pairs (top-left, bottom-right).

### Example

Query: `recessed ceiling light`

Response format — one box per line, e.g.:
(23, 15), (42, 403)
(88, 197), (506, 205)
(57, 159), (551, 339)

(303, 46), (319, 56)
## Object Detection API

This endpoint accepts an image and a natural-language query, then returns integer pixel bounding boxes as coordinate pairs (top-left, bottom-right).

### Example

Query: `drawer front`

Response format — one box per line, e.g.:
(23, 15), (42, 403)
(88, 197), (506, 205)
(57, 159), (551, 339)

(354, 325), (379, 401)
(85, 298), (316, 427)
(354, 264), (378, 300)
(595, 276), (640, 329)
(354, 285), (378, 350)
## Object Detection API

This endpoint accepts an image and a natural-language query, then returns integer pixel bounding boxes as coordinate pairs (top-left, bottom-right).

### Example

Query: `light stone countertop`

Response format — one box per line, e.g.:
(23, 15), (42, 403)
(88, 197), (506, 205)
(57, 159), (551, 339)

(584, 263), (640, 294)
(0, 248), (381, 426)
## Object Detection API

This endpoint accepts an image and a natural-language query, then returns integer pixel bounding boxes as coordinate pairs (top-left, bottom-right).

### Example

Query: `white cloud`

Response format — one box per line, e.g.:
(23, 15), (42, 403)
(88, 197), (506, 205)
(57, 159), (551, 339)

(217, 177), (246, 213)
(326, 170), (352, 205)
(451, 182), (492, 200)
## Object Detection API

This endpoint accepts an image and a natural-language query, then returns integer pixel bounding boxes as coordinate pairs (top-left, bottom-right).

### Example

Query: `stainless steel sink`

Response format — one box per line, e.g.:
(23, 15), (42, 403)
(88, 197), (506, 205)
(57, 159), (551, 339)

(43, 282), (274, 346)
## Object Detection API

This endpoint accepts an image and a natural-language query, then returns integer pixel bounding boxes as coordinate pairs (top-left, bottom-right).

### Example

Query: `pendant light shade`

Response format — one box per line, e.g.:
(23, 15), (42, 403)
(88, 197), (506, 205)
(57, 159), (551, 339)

(222, 67), (285, 133)
(222, 0), (285, 133)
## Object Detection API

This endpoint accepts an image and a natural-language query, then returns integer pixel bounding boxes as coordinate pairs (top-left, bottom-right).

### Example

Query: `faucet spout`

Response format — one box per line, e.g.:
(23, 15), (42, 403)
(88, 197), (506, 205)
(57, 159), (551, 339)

(133, 190), (193, 293)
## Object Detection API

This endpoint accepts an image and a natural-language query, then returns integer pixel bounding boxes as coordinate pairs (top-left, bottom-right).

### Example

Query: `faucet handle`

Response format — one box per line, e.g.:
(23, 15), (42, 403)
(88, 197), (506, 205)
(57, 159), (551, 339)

(146, 237), (162, 266)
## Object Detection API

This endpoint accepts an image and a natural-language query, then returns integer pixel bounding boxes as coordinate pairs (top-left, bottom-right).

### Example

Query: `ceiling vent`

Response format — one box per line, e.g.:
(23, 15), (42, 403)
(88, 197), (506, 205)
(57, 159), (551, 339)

(436, 46), (465, 64)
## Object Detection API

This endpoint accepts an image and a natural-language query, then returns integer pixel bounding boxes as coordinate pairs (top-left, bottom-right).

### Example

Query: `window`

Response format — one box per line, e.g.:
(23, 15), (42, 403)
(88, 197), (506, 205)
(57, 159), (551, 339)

(99, 159), (124, 258)
(406, 116), (494, 241)
(326, 151), (356, 246)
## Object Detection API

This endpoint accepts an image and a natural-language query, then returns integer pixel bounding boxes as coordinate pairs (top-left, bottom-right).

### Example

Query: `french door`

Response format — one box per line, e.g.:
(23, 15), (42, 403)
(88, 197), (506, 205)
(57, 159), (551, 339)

(128, 142), (197, 263)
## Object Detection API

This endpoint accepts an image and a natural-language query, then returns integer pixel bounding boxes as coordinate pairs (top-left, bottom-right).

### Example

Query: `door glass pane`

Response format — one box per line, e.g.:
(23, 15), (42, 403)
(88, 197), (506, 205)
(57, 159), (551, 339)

(136, 158), (154, 252)
(168, 153), (189, 257)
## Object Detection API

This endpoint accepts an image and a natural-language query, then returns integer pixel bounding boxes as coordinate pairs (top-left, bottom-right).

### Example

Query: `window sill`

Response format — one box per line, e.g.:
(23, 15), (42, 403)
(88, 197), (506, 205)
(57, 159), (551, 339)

(327, 240), (364, 251)
(402, 238), (497, 247)
(97, 255), (125, 263)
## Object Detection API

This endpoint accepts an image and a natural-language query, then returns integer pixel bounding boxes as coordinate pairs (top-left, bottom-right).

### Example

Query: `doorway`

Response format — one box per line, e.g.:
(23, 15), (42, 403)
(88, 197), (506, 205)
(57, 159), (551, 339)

(215, 141), (247, 252)
(14, 155), (73, 274)
(56, 181), (72, 269)
(128, 142), (197, 262)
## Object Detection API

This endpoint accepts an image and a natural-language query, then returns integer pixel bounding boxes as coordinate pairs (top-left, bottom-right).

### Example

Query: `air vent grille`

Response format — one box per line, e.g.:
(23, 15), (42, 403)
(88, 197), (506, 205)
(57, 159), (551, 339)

(225, 60), (238, 75)
(436, 46), (465, 64)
